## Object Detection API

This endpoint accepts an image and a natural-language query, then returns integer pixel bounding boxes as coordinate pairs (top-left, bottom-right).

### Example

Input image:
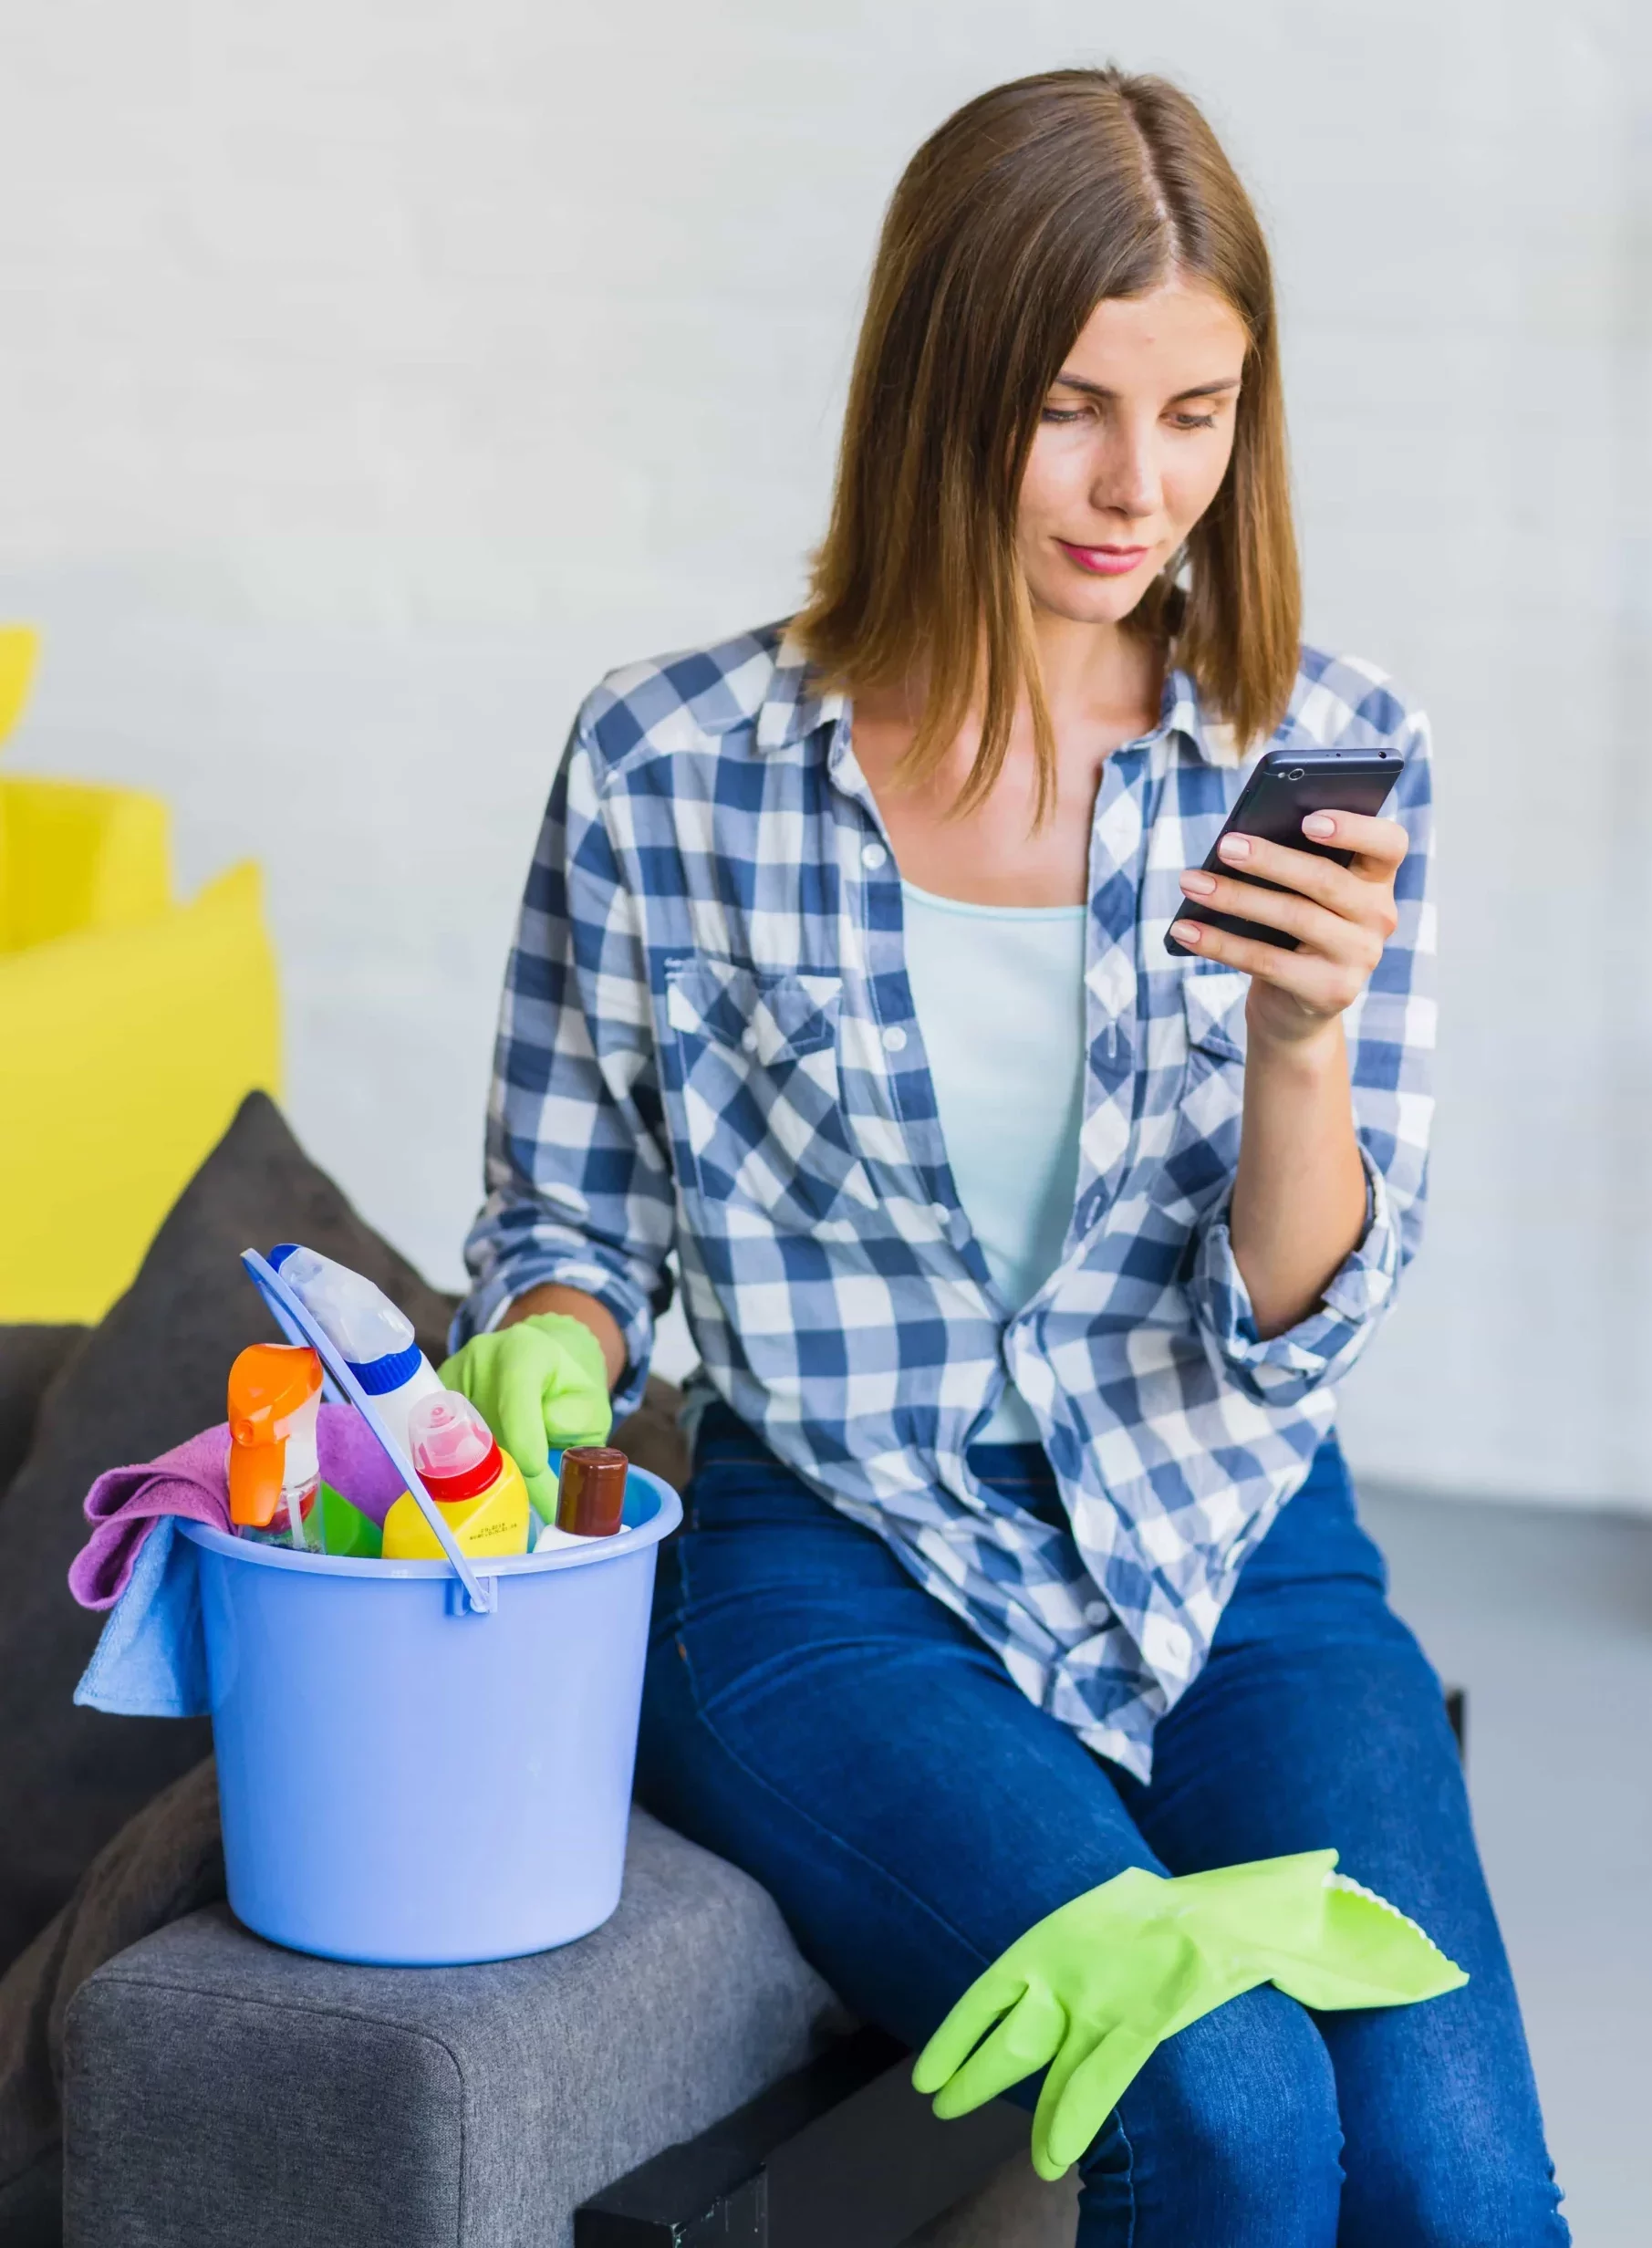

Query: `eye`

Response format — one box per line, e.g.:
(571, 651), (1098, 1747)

(1040, 405), (1088, 424)
(1169, 411), (1220, 431)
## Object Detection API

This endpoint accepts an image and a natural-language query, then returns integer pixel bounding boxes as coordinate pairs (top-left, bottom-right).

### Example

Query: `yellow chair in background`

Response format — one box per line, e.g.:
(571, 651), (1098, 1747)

(0, 628), (281, 1320)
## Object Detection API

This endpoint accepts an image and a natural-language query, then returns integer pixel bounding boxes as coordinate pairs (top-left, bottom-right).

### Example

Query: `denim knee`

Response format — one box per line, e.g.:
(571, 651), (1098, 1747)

(1083, 1987), (1344, 2242)
(1326, 1990), (1571, 2246)
(1343, 2128), (1568, 2247)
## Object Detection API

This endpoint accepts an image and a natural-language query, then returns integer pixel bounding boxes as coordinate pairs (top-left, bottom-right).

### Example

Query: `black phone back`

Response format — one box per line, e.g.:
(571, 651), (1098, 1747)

(1165, 747), (1402, 956)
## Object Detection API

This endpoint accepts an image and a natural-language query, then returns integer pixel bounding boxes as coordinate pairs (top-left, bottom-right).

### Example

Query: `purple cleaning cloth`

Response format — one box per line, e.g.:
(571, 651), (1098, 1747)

(68, 1404), (408, 1611)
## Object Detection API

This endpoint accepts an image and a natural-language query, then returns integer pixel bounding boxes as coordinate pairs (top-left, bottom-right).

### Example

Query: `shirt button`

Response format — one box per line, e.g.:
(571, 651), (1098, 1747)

(881, 1025), (908, 1054)
(861, 841), (888, 870)
(741, 1027), (759, 1055)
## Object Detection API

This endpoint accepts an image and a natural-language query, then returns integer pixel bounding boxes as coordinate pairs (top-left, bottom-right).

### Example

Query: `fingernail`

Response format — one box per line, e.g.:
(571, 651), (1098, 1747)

(1179, 870), (1216, 896)
(1170, 921), (1203, 946)
(1218, 832), (1251, 861)
(1303, 813), (1336, 839)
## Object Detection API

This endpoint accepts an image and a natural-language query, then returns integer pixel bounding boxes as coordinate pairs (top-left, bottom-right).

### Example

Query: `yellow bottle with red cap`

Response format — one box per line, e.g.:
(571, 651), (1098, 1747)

(381, 1391), (531, 1561)
(227, 1344), (324, 1546)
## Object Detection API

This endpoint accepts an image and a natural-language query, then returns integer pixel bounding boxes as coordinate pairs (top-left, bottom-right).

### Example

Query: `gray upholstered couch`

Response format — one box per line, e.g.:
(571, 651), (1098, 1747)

(60, 1818), (1069, 2248)
(66, 1815), (836, 2243)
(0, 1099), (1066, 2247)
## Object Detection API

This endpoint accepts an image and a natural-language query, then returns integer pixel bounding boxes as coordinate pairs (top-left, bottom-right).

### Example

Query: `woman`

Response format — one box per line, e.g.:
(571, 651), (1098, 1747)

(450, 67), (1565, 2244)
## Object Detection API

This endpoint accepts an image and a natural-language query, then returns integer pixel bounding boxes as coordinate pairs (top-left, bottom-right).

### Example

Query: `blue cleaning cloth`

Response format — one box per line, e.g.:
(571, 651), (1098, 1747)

(74, 1518), (211, 1719)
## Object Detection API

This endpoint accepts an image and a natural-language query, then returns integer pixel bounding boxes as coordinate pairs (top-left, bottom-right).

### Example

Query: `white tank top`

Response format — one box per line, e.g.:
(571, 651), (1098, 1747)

(899, 879), (1086, 1443)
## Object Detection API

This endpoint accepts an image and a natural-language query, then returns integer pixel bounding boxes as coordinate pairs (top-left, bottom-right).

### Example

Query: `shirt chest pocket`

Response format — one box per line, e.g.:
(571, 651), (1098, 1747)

(662, 955), (878, 1231)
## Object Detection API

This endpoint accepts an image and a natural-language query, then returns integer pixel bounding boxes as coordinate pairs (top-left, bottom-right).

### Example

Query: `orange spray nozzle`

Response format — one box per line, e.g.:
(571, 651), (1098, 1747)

(227, 1344), (323, 1528)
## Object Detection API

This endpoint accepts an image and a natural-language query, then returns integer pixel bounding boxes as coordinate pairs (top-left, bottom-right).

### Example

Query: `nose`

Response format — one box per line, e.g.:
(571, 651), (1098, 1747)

(1089, 417), (1160, 526)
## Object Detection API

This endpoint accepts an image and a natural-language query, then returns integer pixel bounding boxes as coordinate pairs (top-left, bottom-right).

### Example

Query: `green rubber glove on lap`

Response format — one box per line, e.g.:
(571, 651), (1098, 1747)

(438, 1314), (613, 1522)
(912, 1850), (1468, 2181)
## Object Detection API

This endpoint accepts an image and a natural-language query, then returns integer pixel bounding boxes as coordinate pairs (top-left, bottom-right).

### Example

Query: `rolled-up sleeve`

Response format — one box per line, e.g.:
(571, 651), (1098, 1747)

(452, 710), (675, 1416)
(1190, 709), (1436, 1408)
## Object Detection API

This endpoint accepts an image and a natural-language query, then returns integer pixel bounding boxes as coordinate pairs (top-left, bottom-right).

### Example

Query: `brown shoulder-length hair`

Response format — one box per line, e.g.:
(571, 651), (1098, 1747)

(794, 67), (1299, 816)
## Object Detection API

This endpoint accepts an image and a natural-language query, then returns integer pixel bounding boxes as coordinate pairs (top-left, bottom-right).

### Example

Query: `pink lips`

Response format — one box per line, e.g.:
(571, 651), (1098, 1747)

(1057, 540), (1150, 578)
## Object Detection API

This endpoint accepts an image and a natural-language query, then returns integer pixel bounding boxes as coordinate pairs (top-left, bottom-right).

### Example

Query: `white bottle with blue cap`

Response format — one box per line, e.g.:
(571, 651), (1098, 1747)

(268, 1244), (445, 1456)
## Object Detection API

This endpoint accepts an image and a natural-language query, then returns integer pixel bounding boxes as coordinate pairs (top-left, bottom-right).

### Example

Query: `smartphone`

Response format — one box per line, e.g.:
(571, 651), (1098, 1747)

(1164, 746), (1404, 957)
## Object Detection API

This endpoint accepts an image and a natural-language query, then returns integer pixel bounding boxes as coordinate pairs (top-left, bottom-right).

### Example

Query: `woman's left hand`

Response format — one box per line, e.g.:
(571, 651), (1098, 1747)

(1170, 811), (1408, 1047)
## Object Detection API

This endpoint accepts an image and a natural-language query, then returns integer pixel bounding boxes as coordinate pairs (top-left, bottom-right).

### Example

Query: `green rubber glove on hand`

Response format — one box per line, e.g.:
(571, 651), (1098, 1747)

(438, 1314), (613, 1522)
(912, 1850), (1468, 2181)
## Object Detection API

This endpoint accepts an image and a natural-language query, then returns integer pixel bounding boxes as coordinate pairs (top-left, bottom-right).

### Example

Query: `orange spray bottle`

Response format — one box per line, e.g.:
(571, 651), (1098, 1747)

(227, 1344), (325, 1547)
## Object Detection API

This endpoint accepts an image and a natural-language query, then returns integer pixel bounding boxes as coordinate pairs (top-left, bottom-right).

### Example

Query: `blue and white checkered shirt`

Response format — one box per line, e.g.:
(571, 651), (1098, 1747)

(457, 623), (1434, 1778)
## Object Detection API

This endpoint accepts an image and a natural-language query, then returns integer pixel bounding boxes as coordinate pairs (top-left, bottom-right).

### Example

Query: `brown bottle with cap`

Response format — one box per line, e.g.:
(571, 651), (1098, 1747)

(556, 1446), (628, 1537)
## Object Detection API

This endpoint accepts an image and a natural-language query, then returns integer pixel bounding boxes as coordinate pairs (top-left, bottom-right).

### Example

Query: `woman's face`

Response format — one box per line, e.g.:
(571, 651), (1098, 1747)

(1017, 278), (1249, 625)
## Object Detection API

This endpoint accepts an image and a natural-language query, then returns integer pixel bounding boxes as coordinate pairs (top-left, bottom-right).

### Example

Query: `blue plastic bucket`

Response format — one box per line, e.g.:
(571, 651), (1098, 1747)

(180, 1468), (681, 1966)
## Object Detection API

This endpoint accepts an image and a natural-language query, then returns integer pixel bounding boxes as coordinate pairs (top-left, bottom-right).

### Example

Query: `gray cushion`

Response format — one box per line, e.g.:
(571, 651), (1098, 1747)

(0, 1328), (85, 1504)
(0, 1093), (458, 1969)
(63, 1809), (840, 2248)
(1, 1759), (224, 2242)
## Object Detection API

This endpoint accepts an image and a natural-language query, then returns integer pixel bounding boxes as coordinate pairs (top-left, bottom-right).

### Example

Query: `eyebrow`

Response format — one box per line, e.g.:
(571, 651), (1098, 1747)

(1051, 371), (1242, 403)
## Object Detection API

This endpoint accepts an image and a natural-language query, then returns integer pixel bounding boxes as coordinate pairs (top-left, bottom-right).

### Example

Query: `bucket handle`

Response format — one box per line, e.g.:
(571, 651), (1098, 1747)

(241, 1250), (495, 1616)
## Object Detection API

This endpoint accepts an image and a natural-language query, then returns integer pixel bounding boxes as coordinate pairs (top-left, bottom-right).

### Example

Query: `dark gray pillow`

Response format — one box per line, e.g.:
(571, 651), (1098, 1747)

(0, 1328), (86, 1505)
(0, 1093), (458, 1971)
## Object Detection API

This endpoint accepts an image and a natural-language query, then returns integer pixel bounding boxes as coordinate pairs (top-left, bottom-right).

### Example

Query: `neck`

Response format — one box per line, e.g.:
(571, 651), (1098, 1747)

(1028, 605), (1160, 730)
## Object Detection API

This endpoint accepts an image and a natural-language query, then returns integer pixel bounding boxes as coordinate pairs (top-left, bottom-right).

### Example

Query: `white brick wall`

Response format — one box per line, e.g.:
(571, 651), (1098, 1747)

(2, 1), (1647, 1504)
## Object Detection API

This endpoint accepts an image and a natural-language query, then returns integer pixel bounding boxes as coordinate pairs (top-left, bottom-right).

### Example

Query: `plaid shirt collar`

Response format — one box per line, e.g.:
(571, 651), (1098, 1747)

(753, 624), (1244, 768)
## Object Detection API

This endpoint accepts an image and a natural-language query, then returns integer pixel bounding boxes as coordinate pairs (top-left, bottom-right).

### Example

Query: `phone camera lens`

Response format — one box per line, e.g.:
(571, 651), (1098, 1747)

(1286, 765), (1305, 782)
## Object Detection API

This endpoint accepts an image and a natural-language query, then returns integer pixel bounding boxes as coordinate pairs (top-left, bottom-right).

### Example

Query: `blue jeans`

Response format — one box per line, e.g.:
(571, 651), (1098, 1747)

(637, 1405), (1568, 2245)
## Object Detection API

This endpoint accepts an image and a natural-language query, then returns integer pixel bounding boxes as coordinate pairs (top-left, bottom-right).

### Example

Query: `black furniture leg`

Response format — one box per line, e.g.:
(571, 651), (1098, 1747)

(576, 2025), (1028, 2248)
